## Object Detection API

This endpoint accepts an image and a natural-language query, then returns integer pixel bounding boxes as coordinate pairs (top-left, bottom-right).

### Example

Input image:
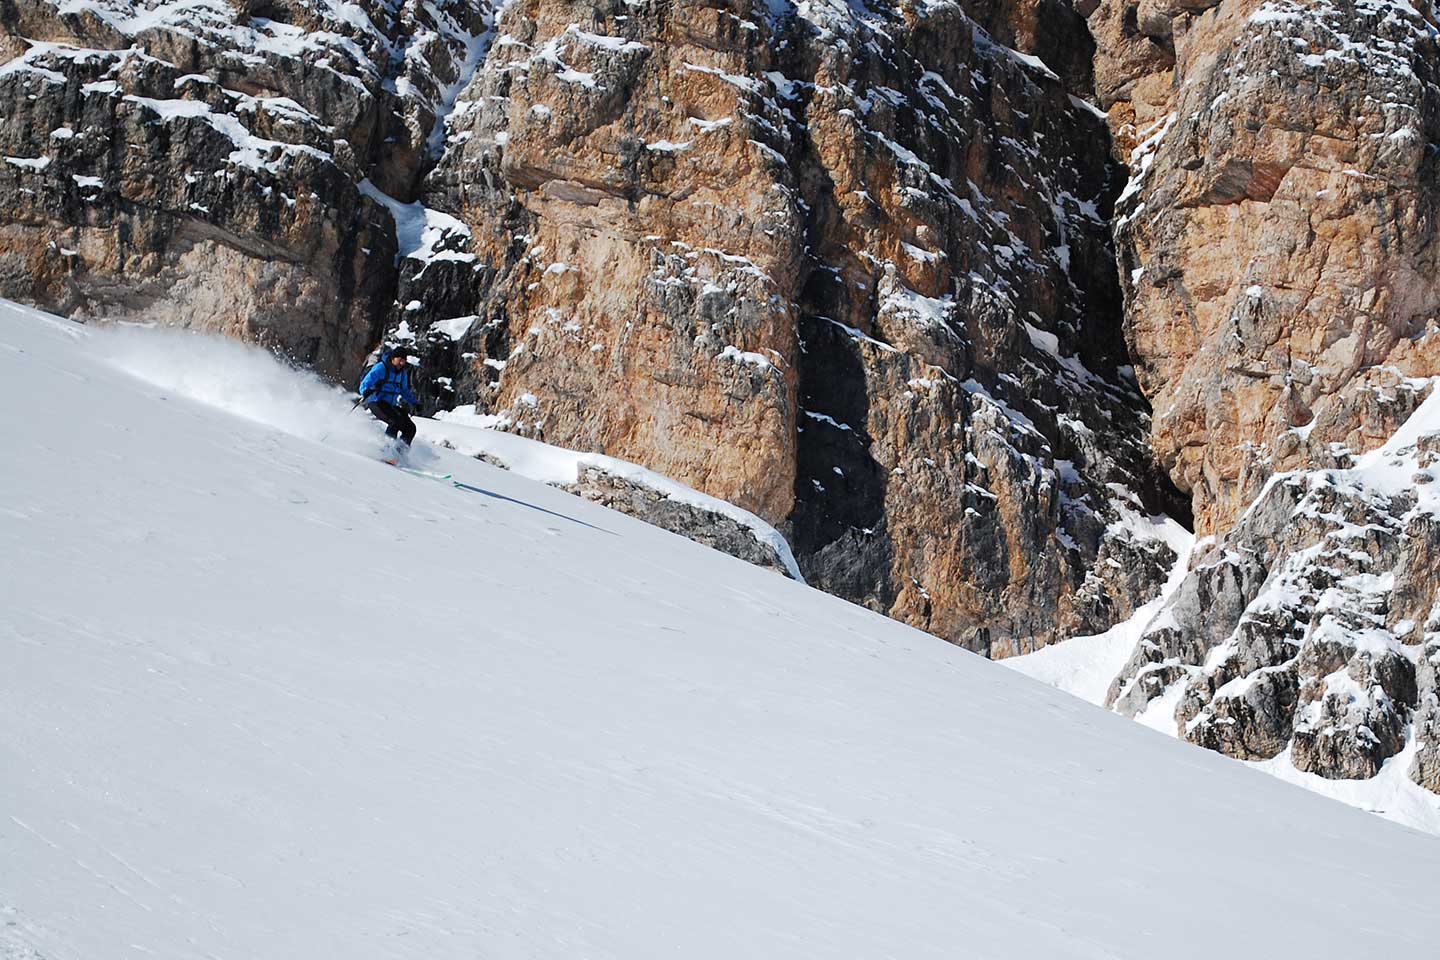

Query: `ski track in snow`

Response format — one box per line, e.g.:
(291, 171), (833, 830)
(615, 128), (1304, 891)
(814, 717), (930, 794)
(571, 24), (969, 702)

(1, 300), (1438, 958)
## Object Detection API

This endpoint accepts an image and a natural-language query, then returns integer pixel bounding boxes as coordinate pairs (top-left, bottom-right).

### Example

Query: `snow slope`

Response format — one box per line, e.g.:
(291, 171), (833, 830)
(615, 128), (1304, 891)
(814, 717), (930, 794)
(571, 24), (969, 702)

(2, 300), (1437, 958)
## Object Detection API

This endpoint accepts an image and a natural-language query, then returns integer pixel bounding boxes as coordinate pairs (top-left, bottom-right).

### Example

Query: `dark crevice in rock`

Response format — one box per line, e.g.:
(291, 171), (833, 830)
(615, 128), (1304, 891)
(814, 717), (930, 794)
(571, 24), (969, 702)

(790, 306), (896, 612)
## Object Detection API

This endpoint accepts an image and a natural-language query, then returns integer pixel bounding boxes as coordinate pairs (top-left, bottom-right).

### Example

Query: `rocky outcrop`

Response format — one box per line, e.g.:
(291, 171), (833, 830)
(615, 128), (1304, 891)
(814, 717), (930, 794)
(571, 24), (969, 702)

(568, 465), (796, 577)
(425, 414), (805, 575)
(1105, 374), (1440, 788)
(1413, 633), (1440, 791)
(0, 0), (494, 376)
(1109, 378), (1439, 782)
(389, 0), (1182, 655)
(1092, 0), (1440, 534)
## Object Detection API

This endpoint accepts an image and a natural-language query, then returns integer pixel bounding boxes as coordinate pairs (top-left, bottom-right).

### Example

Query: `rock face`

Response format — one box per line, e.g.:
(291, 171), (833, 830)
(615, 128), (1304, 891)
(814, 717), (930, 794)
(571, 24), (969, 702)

(1093, 0), (1440, 534)
(2, 1), (1181, 658)
(0, 0), (494, 376)
(1094, 0), (1440, 792)
(1109, 381), (1440, 782)
(1414, 633), (1440, 792)
(568, 465), (796, 577)
(392, 0), (1182, 655)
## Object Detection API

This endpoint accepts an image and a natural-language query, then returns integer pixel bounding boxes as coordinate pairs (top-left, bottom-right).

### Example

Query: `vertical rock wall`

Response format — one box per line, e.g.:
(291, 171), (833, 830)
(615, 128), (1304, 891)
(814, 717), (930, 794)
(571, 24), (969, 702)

(1093, 0), (1440, 794)
(394, 0), (1182, 654)
(0, 0), (495, 376)
(0, 2), (1189, 658)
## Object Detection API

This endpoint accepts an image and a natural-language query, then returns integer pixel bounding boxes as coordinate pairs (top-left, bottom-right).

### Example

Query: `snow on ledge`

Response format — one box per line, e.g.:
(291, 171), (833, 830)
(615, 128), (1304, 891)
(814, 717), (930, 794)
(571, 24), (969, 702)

(425, 409), (805, 581)
(359, 179), (474, 266)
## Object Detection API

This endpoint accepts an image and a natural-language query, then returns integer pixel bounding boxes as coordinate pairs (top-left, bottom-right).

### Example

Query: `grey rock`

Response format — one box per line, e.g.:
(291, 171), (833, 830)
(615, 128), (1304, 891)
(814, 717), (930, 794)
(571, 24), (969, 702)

(1409, 617), (1440, 792)
(567, 466), (796, 578)
(1110, 378), (1440, 784)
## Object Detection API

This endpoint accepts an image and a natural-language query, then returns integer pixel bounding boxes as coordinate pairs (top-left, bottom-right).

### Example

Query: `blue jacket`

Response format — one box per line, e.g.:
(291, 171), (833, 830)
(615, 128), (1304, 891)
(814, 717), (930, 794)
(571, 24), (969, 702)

(360, 350), (419, 409)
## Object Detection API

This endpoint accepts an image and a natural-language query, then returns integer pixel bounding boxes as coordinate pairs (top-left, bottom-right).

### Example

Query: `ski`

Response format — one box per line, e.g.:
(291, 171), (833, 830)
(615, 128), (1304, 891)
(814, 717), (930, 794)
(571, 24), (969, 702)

(380, 458), (453, 481)
(398, 465), (453, 481)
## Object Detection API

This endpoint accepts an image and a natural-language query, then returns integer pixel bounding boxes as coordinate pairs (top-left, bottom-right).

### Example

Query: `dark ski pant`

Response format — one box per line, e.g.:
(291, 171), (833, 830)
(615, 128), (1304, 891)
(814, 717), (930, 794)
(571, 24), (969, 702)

(368, 402), (417, 446)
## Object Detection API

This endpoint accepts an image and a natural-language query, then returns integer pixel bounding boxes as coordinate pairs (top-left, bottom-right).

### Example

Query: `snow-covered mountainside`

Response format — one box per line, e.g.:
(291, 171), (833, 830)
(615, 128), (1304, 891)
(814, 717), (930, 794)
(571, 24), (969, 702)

(8, 0), (1440, 877)
(4, 302), (1439, 956)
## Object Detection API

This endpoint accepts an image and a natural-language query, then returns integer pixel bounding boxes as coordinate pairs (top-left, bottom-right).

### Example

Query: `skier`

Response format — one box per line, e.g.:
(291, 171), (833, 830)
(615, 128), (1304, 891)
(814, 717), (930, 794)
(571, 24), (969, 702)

(359, 347), (420, 447)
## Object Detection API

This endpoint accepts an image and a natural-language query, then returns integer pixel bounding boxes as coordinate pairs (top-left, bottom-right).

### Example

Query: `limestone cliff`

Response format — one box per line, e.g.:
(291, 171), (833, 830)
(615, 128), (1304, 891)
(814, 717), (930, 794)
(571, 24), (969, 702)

(392, 0), (1181, 655)
(0, 0), (495, 375)
(0, 1), (1182, 658)
(1093, 0), (1440, 791)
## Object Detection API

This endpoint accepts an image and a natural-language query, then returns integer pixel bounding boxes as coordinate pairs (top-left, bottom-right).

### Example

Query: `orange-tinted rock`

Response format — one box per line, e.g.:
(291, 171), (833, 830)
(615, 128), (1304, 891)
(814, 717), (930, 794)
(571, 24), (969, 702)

(1096, 0), (1440, 792)
(398, 0), (1184, 653)
(1093, 0), (1440, 534)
